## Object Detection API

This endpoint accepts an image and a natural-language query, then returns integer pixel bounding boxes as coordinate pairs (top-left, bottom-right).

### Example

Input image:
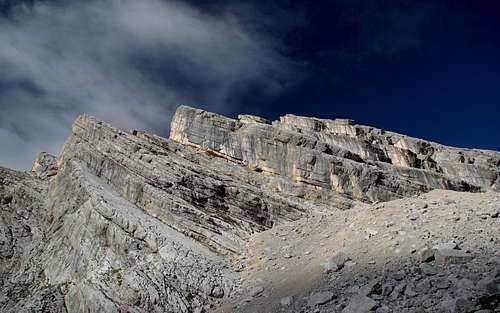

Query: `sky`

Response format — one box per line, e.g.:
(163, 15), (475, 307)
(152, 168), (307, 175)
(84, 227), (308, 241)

(0, 0), (499, 169)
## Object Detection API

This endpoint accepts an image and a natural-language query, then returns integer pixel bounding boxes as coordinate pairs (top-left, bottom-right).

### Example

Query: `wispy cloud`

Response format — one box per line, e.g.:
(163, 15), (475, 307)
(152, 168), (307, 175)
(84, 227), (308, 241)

(0, 0), (293, 169)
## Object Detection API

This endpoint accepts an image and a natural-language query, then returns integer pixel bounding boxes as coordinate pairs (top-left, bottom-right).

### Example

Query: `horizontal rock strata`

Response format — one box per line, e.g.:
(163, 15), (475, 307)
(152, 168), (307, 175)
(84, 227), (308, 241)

(170, 105), (500, 202)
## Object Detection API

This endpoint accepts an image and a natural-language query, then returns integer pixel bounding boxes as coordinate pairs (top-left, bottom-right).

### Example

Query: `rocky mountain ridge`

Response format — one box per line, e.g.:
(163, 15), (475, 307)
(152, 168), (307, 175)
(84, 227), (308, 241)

(0, 105), (498, 313)
(171, 106), (499, 201)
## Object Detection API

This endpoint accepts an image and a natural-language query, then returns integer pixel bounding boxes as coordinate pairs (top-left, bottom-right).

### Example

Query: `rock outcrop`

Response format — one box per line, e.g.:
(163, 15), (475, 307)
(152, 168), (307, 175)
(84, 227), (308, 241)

(1, 105), (499, 313)
(31, 152), (58, 179)
(171, 105), (499, 203)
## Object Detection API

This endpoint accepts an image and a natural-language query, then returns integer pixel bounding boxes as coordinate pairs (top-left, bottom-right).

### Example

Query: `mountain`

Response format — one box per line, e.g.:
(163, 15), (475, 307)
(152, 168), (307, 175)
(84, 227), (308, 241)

(1, 105), (499, 313)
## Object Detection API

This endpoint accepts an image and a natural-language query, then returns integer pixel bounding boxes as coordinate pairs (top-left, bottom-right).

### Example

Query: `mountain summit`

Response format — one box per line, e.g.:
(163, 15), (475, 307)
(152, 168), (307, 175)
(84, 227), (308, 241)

(1, 105), (499, 312)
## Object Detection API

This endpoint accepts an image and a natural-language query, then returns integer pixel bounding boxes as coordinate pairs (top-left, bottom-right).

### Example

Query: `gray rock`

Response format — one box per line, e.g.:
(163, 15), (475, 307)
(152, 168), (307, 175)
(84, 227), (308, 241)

(456, 278), (474, 290)
(433, 242), (459, 250)
(238, 114), (271, 125)
(446, 298), (473, 313)
(476, 276), (500, 295)
(359, 279), (382, 296)
(433, 278), (451, 289)
(249, 286), (265, 297)
(376, 305), (392, 313)
(420, 247), (435, 262)
(404, 283), (418, 297)
(342, 295), (378, 313)
(390, 282), (406, 299)
(434, 248), (474, 265)
(382, 282), (395, 296)
(171, 105), (500, 205)
(308, 291), (336, 306)
(31, 152), (58, 179)
(280, 296), (293, 306)
(416, 278), (432, 292)
(322, 252), (351, 273)
(210, 286), (225, 298)
(420, 263), (439, 276)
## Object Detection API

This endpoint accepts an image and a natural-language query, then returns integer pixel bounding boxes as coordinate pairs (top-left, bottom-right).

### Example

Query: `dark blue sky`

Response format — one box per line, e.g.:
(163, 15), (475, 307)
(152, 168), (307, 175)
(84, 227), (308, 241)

(201, 0), (500, 151)
(0, 0), (499, 169)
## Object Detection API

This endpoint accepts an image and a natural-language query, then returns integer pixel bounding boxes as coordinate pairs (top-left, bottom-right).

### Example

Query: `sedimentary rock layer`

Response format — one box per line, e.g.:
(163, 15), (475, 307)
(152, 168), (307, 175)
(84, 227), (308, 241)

(170, 105), (500, 202)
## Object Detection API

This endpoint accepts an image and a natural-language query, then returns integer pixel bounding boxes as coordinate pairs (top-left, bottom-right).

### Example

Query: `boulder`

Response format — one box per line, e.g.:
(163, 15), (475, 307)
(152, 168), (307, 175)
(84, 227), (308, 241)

(308, 291), (336, 306)
(322, 252), (351, 273)
(342, 295), (378, 313)
(434, 249), (474, 265)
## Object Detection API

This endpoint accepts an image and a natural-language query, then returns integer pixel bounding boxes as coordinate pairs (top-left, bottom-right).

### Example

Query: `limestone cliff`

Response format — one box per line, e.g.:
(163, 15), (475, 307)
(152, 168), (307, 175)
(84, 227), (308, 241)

(0, 106), (499, 313)
(171, 105), (499, 202)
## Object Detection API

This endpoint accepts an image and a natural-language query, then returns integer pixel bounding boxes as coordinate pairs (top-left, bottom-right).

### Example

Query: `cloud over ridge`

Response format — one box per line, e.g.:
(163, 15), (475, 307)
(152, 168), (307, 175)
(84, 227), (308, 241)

(0, 0), (291, 169)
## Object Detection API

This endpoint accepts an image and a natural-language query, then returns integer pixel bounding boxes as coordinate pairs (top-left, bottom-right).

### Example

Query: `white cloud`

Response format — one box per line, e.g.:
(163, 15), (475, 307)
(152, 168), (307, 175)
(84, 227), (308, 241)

(0, 0), (291, 169)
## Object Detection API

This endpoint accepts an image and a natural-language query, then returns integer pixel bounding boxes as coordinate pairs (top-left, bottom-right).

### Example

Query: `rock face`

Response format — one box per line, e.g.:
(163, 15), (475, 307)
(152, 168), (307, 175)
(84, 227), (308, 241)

(171, 105), (499, 202)
(31, 152), (58, 179)
(1, 105), (499, 313)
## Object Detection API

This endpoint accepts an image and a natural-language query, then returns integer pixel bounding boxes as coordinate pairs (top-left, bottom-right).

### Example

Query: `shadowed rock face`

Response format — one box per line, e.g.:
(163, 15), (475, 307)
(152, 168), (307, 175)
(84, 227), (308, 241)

(1, 105), (499, 313)
(170, 105), (500, 202)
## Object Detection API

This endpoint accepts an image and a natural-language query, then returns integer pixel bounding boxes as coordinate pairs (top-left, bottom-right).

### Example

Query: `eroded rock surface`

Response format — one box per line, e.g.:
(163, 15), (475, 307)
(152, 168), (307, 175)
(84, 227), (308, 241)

(171, 106), (500, 202)
(31, 152), (58, 179)
(1, 105), (499, 313)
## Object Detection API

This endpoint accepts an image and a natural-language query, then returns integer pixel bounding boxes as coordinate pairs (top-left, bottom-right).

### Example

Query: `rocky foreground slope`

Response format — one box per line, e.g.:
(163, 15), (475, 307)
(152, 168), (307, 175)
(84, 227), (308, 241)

(0, 105), (498, 313)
